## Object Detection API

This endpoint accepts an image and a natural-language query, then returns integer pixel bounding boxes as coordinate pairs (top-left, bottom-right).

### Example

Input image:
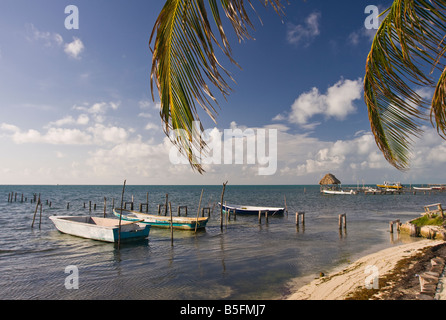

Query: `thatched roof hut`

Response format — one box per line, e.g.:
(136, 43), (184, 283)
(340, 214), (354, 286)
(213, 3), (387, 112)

(319, 173), (341, 185)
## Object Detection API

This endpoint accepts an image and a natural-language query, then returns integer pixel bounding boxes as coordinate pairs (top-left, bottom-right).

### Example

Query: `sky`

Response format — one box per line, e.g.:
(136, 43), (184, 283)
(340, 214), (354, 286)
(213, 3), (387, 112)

(0, 0), (445, 185)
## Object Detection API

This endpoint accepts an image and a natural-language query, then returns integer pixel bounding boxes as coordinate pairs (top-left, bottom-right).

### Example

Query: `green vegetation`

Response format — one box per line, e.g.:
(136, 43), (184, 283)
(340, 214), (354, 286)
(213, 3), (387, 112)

(411, 214), (445, 227)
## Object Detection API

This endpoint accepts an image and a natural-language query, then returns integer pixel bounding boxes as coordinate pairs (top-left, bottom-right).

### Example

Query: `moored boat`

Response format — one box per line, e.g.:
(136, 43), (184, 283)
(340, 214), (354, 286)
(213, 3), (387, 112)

(49, 216), (150, 243)
(377, 181), (403, 189)
(219, 203), (285, 215)
(113, 208), (209, 230)
(322, 189), (358, 195)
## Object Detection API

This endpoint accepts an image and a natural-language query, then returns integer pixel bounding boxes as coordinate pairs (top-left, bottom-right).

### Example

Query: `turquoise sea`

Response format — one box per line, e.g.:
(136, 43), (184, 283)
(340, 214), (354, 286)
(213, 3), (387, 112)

(0, 184), (442, 300)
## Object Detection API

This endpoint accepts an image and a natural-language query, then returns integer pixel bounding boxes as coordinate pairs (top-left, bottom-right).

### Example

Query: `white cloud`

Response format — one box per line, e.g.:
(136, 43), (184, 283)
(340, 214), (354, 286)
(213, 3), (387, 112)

(287, 12), (321, 47)
(26, 24), (63, 47)
(26, 24), (85, 60)
(145, 122), (159, 131)
(87, 124), (129, 145)
(73, 101), (120, 115)
(287, 78), (363, 126)
(64, 37), (84, 59)
(46, 114), (89, 127)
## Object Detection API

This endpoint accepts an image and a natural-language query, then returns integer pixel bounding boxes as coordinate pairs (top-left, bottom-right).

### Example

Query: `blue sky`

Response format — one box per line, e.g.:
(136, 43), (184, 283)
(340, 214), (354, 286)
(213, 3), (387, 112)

(1, 0), (445, 185)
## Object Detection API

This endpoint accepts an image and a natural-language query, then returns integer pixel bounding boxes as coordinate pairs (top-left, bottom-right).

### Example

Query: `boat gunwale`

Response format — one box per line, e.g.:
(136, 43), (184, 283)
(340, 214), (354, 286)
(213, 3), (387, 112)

(49, 215), (142, 230)
(113, 208), (209, 223)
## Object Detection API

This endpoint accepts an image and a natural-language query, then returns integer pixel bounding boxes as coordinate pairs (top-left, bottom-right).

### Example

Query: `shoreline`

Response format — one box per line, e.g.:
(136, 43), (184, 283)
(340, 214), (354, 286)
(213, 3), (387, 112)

(285, 239), (445, 300)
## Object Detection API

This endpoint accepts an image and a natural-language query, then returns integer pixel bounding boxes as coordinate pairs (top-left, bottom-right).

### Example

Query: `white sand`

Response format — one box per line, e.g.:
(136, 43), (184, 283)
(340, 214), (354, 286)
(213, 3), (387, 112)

(287, 239), (445, 300)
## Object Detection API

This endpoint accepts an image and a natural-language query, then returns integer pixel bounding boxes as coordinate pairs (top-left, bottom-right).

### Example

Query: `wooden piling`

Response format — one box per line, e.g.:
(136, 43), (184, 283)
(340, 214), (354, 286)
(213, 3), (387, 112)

(178, 205), (187, 216)
(389, 219), (401, 233)
(118, 180), (126, 250)
(284, 195), (288, 216)
(39, 203), (42, 229)
(220, 181), (228, 231)
(258, 210), (262, 224)
(169, 201), (173, 246)
(31, 194), (41, 228)
(103, 197), (107, 218)
(201, 207), (210, 217)
(295, 212), (305, 226)
(195, 189), (203, 233)
(339, 214), (347, 229)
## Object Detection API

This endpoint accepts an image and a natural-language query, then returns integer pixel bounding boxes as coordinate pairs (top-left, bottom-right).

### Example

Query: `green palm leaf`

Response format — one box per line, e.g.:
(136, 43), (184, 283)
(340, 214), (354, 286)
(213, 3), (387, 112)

(364, 0), (446, 170)
(150, 0), (284, 173)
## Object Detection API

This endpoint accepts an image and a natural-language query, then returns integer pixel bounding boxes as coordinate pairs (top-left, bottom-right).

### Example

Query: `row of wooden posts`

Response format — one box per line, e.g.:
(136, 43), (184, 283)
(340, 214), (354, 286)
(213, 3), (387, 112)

(12, 189), (407, 236)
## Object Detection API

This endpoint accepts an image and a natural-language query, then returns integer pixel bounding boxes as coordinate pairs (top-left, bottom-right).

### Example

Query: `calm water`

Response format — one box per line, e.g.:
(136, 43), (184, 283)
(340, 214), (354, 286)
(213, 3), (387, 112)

(0, 184), (442, 300)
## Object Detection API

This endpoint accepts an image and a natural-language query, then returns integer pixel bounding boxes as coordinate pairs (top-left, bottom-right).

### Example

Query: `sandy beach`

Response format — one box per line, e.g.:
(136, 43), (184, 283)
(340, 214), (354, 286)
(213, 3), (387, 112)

(286, 239), (445, 300)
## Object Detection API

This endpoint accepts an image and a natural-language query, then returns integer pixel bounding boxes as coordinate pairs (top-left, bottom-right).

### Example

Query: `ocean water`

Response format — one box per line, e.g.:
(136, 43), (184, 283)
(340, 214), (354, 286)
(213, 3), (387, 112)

(0, 184), (441, 300)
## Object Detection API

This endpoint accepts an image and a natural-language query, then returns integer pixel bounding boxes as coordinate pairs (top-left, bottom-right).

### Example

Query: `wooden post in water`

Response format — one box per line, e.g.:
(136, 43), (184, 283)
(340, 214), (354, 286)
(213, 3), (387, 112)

(164, 194), (168, 216)
(39, 202), (42, 229)
(284, 195), (288, 216)
(258, 210), (262, 224)
(31, 193), (41, 228)
(118, 180), (126, 250)
(220, 181), (228, 231)
(339, 214), (347, 230)
(103, 197), (107, 218)
(169, 201), (174, 246)
(295, 212), (305, 226)
(389, 219), (401, 233)
(195, 189), (203, 233)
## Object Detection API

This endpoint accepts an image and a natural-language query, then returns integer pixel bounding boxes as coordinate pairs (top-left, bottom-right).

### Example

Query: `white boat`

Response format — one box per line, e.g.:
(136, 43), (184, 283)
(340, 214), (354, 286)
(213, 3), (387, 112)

(413, 186), (433, 191)
(49, 216), (150, 243)
(113, 208), (209, 230)
(219, 203), (285, 215)
(322, 189), (357, 195)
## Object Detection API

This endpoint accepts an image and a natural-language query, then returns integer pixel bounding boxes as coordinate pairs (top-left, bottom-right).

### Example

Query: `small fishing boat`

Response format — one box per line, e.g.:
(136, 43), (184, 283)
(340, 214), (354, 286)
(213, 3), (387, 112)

(377, 181), (403, 189)
(413, 186), (433, 191)
(322, 189), (358, 195)
(219, 203), (285, 215)
(49, 216), (150, 243)
(113, 208), (209, 230)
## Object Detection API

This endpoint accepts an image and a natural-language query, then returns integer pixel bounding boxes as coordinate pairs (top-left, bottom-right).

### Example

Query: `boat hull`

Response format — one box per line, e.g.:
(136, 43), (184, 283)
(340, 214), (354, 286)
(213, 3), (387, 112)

(322, 189), (357, 195)
(113, 209), (209, 230)
(219, 203), (285, 215)
(49, 216), (150, 243)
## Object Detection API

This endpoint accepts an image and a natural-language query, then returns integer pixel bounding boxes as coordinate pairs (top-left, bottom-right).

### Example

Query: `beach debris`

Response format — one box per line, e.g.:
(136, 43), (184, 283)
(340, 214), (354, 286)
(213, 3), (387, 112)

(417, 256), (446, 300)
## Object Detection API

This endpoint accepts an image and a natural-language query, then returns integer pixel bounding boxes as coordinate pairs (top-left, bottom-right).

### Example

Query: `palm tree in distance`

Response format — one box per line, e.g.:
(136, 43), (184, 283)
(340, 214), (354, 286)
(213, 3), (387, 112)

(150, 0), (446, 173)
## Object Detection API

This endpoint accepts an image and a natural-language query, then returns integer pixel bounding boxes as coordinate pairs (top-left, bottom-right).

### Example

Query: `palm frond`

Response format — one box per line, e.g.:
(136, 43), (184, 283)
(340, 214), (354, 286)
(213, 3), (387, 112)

(364, 0), (446, 170)
(432, 66), (446, 138)
(150, 0), (285, 173)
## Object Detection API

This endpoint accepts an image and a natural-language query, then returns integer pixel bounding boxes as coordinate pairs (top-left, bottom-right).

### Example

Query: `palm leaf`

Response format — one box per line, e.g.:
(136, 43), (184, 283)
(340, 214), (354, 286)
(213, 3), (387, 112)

(150, 0), (285, 173)
(364, 0), (446, 170)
